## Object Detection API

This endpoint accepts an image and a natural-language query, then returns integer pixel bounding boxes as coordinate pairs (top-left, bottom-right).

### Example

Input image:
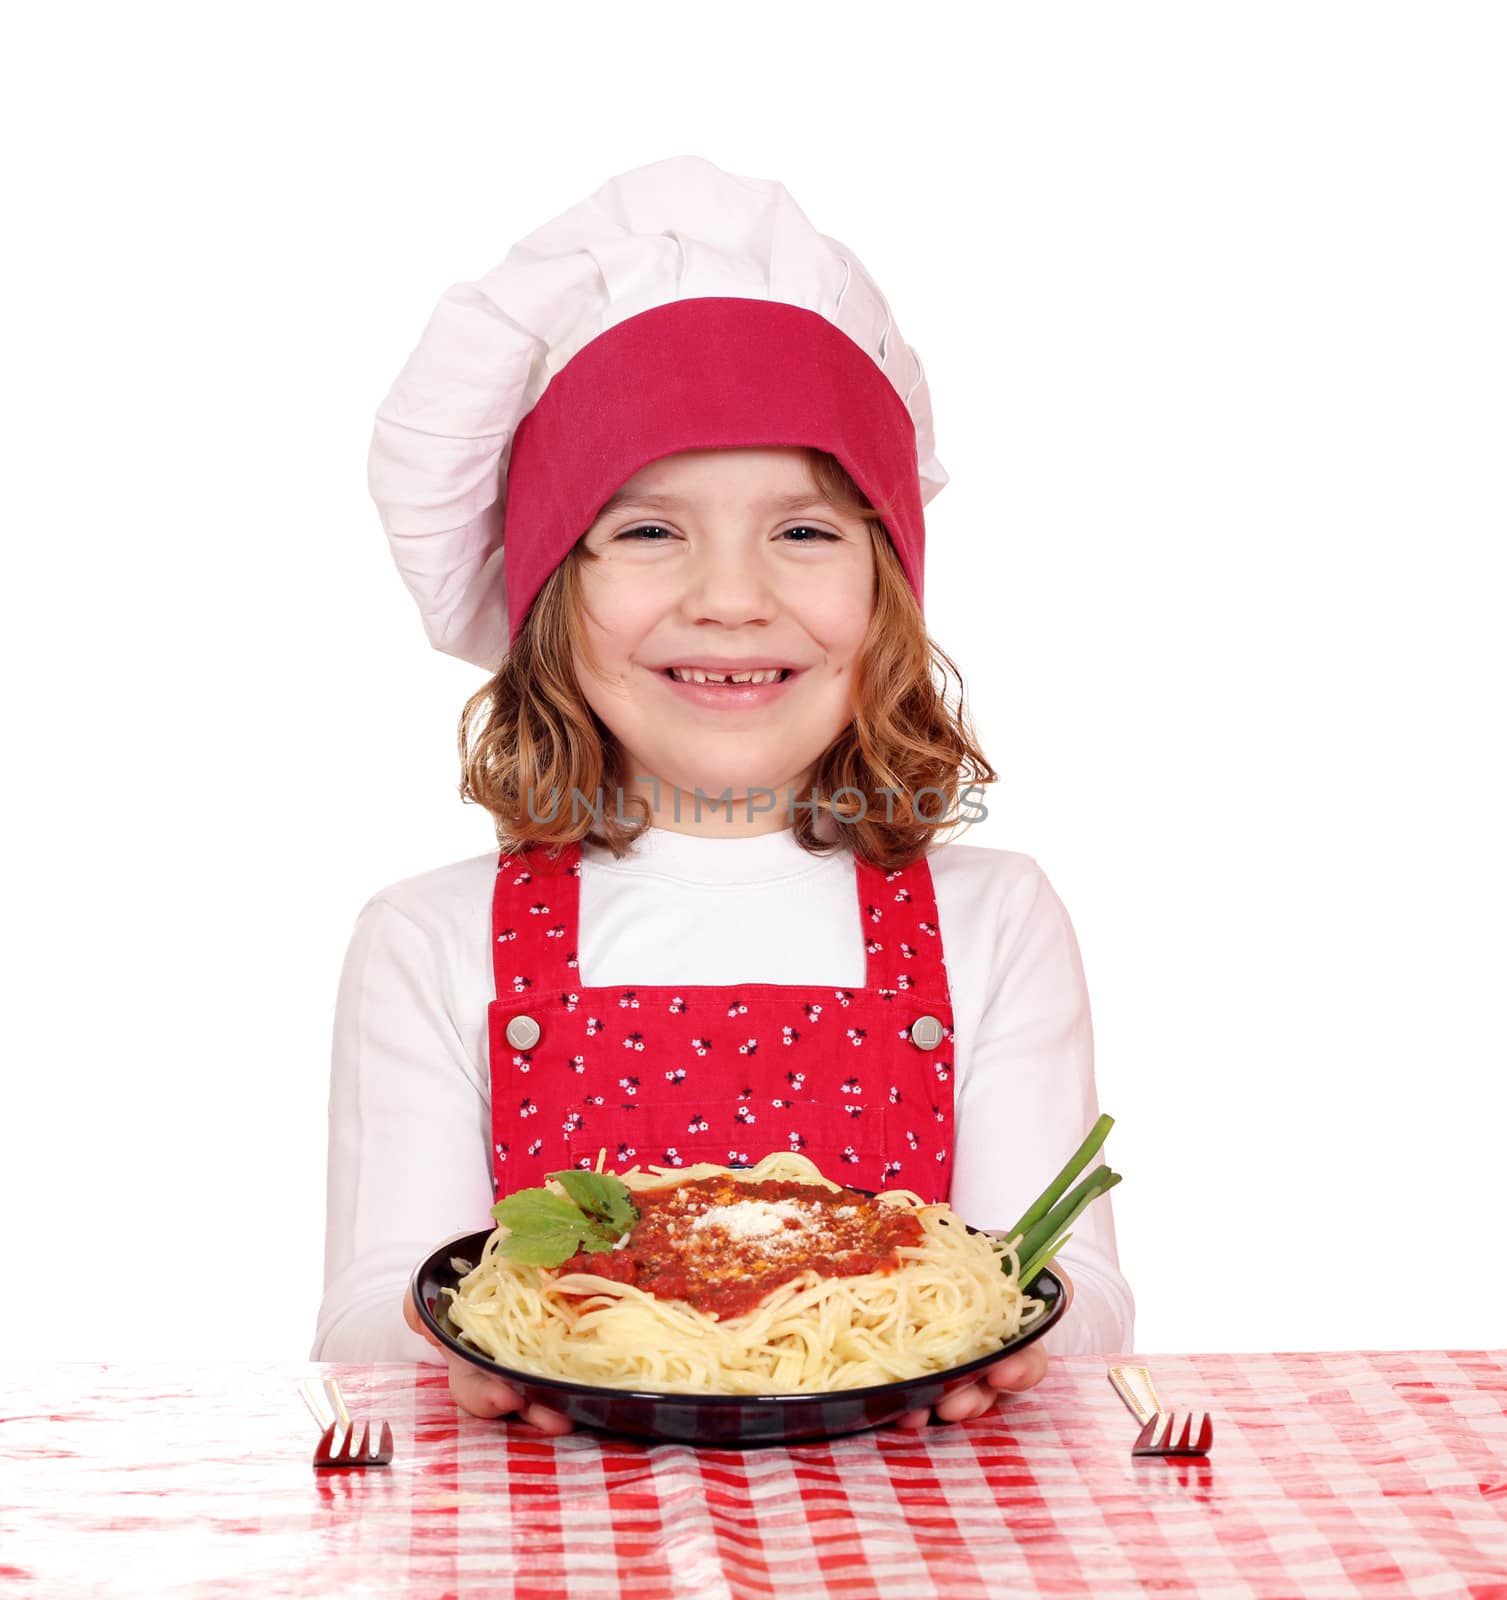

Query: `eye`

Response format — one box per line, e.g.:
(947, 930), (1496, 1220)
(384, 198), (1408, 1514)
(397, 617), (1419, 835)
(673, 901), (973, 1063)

(780, 525), (842, 543)
(615, 524), (675, 541)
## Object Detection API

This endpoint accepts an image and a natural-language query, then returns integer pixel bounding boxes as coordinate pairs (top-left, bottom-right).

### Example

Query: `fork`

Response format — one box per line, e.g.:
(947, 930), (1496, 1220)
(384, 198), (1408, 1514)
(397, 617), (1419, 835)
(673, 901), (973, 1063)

(1108, 1364), (1213, 1457)
(300, 1377), (395, 1471)
(313, 1419), (395, 1470)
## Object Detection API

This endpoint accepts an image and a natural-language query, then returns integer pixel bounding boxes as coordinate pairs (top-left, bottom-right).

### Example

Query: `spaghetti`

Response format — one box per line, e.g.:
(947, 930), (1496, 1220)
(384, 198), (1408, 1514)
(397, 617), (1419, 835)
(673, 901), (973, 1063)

(443, 1152), (1047, 1394)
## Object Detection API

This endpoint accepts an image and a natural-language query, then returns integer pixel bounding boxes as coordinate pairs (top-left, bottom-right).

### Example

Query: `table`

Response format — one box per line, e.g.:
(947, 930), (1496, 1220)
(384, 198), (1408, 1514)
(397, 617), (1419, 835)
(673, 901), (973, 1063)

(2, 1352), (1505, 1598)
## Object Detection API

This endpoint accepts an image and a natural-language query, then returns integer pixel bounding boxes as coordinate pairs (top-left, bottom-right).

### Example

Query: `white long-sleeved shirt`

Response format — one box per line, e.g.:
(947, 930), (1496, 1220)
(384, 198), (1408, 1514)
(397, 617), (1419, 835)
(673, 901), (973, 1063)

(313, 825), (1135, 1364)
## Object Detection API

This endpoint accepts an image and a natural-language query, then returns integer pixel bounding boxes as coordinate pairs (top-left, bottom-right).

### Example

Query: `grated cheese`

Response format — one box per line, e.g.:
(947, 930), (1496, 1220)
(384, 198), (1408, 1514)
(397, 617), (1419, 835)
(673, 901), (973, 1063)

(690, 1199), (817, 1241)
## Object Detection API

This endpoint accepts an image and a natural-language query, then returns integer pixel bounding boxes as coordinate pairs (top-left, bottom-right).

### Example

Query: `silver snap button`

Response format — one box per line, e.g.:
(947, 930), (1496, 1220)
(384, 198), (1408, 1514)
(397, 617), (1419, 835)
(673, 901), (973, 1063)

(505, 1014), (541, 1050)
(909, 1014), (945, 1049)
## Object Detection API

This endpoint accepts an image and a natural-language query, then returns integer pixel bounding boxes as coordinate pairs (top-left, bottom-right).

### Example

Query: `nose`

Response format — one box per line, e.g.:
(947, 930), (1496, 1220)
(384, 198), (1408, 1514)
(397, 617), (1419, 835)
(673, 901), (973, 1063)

(680, 538), (777, 627)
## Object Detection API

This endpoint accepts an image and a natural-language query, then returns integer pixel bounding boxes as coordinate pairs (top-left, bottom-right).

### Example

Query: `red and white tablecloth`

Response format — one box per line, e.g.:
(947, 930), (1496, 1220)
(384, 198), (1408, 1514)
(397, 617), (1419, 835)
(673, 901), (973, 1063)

(2, 1351), (1505, 1598)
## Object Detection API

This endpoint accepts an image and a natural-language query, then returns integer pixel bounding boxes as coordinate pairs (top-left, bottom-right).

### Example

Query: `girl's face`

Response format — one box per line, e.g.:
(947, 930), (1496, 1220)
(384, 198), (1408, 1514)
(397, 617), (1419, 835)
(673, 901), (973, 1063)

(574, 447), (875, 832)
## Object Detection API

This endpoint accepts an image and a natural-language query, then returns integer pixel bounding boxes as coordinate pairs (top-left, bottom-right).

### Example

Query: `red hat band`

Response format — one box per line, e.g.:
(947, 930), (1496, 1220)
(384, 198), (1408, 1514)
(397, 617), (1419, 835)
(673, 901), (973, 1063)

(502, 297), (926, 641)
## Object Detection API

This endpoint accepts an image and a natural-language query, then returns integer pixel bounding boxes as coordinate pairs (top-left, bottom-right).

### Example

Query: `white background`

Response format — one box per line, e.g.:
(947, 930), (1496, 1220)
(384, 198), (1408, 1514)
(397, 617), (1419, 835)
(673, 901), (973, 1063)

(2, 3), (1502, 1361)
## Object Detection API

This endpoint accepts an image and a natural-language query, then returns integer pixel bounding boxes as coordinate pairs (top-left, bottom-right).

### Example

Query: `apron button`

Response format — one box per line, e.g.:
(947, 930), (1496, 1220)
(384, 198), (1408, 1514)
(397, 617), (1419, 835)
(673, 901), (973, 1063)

(505, 1014), (542, 1050)
(909, 1014), (945, 1049)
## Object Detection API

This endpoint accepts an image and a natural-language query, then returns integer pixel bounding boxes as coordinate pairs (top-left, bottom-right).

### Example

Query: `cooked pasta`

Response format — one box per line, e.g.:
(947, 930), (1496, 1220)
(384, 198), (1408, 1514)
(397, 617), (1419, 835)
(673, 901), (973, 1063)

(443, 1152), (1047, 1394)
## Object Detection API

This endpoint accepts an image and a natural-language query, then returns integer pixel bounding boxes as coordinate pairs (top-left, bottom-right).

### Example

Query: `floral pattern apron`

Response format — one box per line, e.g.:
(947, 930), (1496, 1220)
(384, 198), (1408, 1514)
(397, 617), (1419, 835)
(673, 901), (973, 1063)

(486, 838), (957, 1202)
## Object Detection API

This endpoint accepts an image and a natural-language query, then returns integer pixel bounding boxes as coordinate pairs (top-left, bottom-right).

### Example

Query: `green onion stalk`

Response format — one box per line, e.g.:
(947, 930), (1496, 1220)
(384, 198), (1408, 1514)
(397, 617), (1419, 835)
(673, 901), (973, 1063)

(1000, 1113), (1122, 1290)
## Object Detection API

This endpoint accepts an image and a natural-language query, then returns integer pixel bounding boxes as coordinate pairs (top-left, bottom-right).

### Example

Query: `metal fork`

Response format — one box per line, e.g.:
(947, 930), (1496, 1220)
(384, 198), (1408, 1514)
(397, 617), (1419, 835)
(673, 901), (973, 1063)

(1108, 1364), (1213, 1457)
(300, 1377), (395, 1471)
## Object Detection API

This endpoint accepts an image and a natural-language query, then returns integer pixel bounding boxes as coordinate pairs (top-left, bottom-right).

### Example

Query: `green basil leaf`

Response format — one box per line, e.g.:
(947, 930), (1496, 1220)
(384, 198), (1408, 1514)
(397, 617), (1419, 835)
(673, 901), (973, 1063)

(547, 1169), (637, 1233)
(490, 1188), (591, 1232)
(491, 1221), (594, 1266)
(487, 1174), (638, 1269)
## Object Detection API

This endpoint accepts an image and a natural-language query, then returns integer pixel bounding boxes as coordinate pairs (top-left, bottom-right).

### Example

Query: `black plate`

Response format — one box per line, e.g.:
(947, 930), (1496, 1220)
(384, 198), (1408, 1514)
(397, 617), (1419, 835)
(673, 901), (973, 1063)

(410, 1227), (1070, 1445)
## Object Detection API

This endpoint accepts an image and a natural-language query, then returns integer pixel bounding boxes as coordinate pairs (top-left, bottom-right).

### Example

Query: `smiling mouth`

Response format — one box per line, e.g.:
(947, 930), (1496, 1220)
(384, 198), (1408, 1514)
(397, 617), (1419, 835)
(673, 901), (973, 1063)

(661, 667), (795, 685)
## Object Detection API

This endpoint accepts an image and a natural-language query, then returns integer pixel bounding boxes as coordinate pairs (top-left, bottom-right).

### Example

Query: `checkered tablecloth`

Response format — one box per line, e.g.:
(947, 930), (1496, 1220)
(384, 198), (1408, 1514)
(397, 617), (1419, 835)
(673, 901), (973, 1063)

(2, 1352), (1505, 1598)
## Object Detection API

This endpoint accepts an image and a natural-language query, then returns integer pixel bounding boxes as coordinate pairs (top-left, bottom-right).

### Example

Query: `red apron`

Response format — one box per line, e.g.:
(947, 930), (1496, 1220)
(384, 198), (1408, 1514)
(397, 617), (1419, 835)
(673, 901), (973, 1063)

(486, 838), (957, 1202)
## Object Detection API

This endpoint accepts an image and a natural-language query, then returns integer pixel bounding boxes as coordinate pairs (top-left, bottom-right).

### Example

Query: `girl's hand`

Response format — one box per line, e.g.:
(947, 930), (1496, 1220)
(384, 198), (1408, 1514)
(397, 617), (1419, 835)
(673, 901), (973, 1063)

(891, 1343), (1048, 1430)
(402, 1286), (574, 1434)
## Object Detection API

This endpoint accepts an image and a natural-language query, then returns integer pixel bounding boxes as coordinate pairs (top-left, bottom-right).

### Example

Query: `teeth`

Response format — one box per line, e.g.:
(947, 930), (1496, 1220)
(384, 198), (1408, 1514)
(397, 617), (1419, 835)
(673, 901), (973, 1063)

(668, 667), (787, 685)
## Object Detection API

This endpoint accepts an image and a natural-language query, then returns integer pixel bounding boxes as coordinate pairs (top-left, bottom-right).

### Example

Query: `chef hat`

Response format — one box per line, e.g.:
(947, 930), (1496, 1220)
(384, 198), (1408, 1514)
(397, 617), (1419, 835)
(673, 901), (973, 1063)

(367, 153), (948, 670)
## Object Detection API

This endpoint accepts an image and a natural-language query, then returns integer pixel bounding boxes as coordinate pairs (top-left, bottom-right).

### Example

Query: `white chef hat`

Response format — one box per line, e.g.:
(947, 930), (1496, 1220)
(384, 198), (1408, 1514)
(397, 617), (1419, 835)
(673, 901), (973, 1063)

(367, 153), (948, 670)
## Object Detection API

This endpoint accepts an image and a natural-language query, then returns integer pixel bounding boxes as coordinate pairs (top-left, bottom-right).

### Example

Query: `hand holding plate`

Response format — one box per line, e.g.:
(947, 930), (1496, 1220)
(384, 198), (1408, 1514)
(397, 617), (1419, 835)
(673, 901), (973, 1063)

(402, 1285), (574, 1433)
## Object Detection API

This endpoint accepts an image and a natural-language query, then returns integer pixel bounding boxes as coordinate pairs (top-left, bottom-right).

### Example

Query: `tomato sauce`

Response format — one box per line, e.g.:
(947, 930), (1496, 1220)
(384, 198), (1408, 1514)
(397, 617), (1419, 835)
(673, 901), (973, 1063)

(553, 1175), (925, 1320)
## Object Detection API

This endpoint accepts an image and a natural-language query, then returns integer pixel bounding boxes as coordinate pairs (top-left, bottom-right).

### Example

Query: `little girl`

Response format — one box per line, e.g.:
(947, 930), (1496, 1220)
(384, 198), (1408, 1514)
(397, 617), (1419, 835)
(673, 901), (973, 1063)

(314, 155), (1134, 1433)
